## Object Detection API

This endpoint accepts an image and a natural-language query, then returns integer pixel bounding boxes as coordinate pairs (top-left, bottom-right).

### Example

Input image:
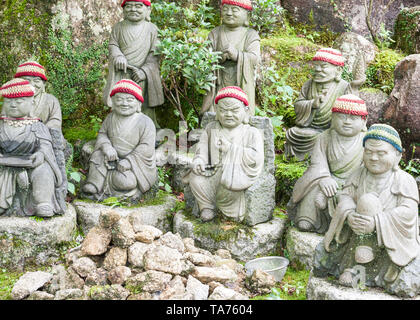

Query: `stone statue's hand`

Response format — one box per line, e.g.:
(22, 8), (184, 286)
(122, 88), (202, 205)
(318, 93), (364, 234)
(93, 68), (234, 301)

(30, 151), (44, 168)
(192, 158), (206, 176)
(348, 212), (375, 235)
(115, 55), (128, 73)
(131, 68), (146, 83)
(117, 159), (131, 172)
(224, 46), (238, 61)
(215, 136), (231, 154)
(103, 145), (119, 162)
(319, 177), (338, 198)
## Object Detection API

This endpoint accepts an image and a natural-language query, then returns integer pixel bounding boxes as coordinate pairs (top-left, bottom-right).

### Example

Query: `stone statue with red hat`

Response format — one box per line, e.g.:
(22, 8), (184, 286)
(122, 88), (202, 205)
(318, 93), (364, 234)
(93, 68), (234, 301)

(83, 79), (157, 201)
(103, 0), (164, 128)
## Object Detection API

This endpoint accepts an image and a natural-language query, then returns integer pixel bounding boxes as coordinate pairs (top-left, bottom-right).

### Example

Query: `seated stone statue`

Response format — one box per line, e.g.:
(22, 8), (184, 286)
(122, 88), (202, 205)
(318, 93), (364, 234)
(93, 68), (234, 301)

(82, 79), (157, 201)
(201, 0), (260, 116)
(103, 0), (164, 128)
(185, 86), (264, 223)
(0, 79), (65, 217)
(288, 94), (368, 234)
(314, 124), (420, 291)
(285, 48), (353, 160)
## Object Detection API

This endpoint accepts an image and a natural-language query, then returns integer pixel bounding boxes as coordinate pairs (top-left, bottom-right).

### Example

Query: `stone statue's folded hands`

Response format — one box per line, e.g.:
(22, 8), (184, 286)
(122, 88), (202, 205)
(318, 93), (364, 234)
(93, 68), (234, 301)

(103, 145), (119, 162)
(348, 212), (375, 235)
(115, 55), (128, 73)
(224, 46), (238, 61)
(319, 177), (338, 198)
(117, 159), (131, 172)
(192, 158), (206, 176)
(30, 151), (44, 168)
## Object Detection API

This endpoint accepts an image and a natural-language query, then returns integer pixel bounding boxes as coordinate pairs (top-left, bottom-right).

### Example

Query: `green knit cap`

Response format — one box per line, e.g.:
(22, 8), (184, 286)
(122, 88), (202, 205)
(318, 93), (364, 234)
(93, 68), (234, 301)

(363, 124), (402, 153)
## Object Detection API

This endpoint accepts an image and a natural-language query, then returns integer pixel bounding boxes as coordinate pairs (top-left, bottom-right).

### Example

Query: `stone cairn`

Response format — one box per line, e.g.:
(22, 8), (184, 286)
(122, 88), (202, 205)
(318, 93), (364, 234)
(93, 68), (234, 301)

(11, 210), (276, 300)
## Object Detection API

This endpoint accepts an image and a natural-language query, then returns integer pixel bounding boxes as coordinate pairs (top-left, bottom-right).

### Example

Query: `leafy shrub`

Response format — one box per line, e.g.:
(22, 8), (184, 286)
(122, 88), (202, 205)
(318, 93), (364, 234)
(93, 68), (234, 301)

(250, 0), (286, 37)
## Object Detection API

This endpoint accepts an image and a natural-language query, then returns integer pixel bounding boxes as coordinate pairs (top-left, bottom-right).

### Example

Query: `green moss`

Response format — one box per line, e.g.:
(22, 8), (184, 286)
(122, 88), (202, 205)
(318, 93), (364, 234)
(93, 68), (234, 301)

(273, 207), (288, 220)
(0, 269), (22, 300)
(394, 8), (420, 54)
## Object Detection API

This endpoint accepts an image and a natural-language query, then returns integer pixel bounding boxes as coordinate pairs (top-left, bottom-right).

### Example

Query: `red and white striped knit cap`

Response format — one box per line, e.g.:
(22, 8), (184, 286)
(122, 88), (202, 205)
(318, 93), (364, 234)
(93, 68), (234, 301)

(312, 48), (345, 66)
(110, 79), (144, 103)
(14, 61), (47, 81)
(222, 0), (253, 11)
(214, 86), (249, 106)
(0, 78), (35, 99)
(332, 94), (368, 118)
(121, 0), (151, 7)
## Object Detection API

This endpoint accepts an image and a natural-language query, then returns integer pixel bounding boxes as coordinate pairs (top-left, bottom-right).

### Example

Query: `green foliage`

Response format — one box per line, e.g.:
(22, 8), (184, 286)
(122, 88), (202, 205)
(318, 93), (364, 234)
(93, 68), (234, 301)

(400, 146), (419, 177)
(158, 166), (173, 193)
(0, 269), (23, 300)
(394, 8), (420, 54)
(29, 216), (44, 222)
(250, 0), (286, 37)
(376, 23), (395, 49)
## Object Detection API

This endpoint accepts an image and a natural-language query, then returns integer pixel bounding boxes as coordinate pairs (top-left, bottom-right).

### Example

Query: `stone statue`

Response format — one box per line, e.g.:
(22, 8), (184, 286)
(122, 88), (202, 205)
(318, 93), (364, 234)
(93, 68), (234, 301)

(288, 94), (368, 234)
(314, 124), (420, 292)
(83, 79), (157, 201)
(201, 0), (260, 116)
(185, 86), (264, 223)
(338, 42), (367, 92)
(285, 48), (353, 160)
(103, 0), (164, 128)
(0, 79), (66, 217)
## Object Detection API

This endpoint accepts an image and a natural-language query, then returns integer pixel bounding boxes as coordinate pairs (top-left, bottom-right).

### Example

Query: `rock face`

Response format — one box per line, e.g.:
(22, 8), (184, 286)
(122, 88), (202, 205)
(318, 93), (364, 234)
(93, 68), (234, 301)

(359, 88), (389, 126)
(394, 6), (420, 54)
(282, 0), (419, 37)
(11, 271), (53, 300)
(382, 54), (420, 159)
(0, 204), (77, 270)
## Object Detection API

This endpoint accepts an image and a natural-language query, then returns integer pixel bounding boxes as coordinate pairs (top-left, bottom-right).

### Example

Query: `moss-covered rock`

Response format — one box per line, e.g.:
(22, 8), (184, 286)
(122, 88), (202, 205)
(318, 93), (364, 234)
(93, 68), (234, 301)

(394, 6), (420, 55)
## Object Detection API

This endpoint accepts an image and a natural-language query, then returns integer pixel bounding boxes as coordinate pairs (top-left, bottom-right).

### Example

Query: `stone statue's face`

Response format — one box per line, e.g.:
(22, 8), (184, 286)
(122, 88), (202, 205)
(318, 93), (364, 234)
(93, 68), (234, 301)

(363, 139), (400, 175)
(312, 61), (340, 83)
(112, 92), (141, 116)
(21, 76), (45, 96)
(216, 97), (247, 128)
(3, 96), (34, 118)
(331, 112), (365, 137)
(221, 5), (248, 28)
(123, 1), (149, 22)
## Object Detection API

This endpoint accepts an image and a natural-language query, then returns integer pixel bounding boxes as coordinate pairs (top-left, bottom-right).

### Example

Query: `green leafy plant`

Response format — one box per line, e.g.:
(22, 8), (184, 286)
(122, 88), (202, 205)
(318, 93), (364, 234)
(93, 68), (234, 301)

(250, 0), (286, 36)
(158, 166), (173, 193)
(67, 169), (82, 195)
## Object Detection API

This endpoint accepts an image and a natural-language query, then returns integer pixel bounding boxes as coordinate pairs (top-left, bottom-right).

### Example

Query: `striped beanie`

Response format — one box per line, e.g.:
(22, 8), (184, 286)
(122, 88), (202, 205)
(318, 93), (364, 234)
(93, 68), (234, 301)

(1, 78), (35, 99)
(14, 61), (47, 81)
(110, 79), (144, 103)
(363, 124), (402, 153)
(215, 86), (249, 106)
(222, 0), (253, 11)
(312, 48), (345, 67)
(121, 0), (151, 7)
(332, 94), (368, 118)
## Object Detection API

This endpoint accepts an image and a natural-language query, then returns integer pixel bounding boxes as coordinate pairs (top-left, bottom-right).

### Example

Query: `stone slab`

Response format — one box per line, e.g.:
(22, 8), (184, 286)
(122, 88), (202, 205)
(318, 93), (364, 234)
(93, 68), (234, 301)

(306, 274), (420, 300)
(285, 227), (323, 270)
(73, 195), (177, 235)
(0, 204), (77, 270)
(173, 211), (286, 262)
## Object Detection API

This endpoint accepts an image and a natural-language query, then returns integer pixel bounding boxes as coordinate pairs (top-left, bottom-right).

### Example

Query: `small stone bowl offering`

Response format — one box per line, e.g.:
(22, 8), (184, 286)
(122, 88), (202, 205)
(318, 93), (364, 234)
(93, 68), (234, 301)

(245, 256), (289, 282)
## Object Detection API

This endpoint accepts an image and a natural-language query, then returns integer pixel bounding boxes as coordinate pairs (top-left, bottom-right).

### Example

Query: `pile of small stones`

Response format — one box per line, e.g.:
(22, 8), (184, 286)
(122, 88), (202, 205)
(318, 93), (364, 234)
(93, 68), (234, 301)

(11, 210), (276, 300)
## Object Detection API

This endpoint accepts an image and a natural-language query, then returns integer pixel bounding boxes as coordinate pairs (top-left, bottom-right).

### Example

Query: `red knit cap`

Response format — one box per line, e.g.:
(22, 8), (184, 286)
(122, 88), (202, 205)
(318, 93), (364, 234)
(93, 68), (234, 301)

(312, 48), (345, 67)
(14, 61), (47, 81)
(121, 0), (151, 7)
(110, 79), (144, 103)
(215, 86), (249, 106)
(1, 78), (35, 99)
(332, 94), (368, 118)
(222, 0), (253, 11)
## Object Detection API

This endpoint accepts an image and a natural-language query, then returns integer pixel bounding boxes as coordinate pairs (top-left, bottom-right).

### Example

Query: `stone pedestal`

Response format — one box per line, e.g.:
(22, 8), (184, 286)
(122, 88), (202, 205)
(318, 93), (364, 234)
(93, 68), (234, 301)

(285, 227), (323, 269)
(73, 194), (177, 235)
(0, 204), (77, 270)
(306, 274), (420, 300)
(173, 210), (286, 262)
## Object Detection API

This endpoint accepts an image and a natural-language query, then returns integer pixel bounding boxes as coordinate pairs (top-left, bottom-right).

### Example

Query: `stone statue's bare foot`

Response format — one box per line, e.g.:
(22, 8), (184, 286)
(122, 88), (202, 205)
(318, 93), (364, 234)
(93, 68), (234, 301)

(36, 204), (54, 217)
(297, 220), (314, 232)
(338, 269), (354, 287)
(201, 209), (216, 222)
(384, 263), (400, 283)
(82, 183), (97, 194)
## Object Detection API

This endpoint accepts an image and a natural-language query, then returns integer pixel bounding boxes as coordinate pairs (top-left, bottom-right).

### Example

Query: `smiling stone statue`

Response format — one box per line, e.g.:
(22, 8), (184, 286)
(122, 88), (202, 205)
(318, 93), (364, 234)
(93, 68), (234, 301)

(83, 79), (157, 201)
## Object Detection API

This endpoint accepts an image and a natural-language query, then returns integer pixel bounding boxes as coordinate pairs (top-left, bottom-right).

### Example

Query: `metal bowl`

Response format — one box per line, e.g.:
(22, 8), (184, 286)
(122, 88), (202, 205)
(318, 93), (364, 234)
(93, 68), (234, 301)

(245, 256), (289, 282)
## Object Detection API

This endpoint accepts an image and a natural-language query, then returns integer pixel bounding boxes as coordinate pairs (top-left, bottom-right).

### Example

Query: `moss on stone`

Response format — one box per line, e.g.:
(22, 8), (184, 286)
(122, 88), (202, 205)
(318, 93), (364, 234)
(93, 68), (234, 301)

(394, 7), (420, 55)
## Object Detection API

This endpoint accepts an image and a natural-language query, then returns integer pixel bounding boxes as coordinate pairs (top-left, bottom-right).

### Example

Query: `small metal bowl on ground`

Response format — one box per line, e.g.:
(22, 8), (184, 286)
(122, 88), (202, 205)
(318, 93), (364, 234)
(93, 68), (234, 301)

(245, 256), (289, 282)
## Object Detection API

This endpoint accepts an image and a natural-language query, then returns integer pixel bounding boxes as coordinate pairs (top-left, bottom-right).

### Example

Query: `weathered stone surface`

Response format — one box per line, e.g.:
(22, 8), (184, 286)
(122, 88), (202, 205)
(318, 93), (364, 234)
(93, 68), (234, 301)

(89, 284), (130, 300)
(158, 232), (186, 253)
(184, 252), (216, 267)
(111, 218), (135, 248)
(306, 274), (420, 300)
(143, 245), (183, 275)
(382, 54), (420, 158)
(359, 88), (389, 126)
(186, 275), (209, 300)
(74, 195), (176, 235)
(286, 227), (323, 269)
(383, 256), (420, 298)
(126, 270), (173, 293)
(193, 266), (238, 284)
(27, 291), (55, 300)
(72, 257), (97, 278)
(54, 288), (85, 300)
(133, 224), (163, 243)
(99, 209), (121, 229)
(394, 6), (420, 54)
(215, 249), (231, 260)
(246, 269), (276, 294)
(174, 212), (287, 261)
(107, 266), (132, 285)
(127, 242), (150, 268)
(208, 286), (249, 300)
(0, 204), (77, 270)
(85, 268), (108, 286)
(11, 271), (53, 300)
(103, 247), (127, 271)
(65, 267), (85, 290)
(159, 275), (186, 300)
(81, 226), (111, 256)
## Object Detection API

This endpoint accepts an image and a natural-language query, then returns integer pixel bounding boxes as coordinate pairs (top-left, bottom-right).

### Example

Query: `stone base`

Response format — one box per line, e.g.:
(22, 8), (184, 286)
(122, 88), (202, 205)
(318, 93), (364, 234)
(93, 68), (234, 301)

(0, 204), (77, 271)
(286, 227), (323, 269)
(173, 210), (286, 262)
(306, 274), (420, 300)
(73, 194), (177, 235)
